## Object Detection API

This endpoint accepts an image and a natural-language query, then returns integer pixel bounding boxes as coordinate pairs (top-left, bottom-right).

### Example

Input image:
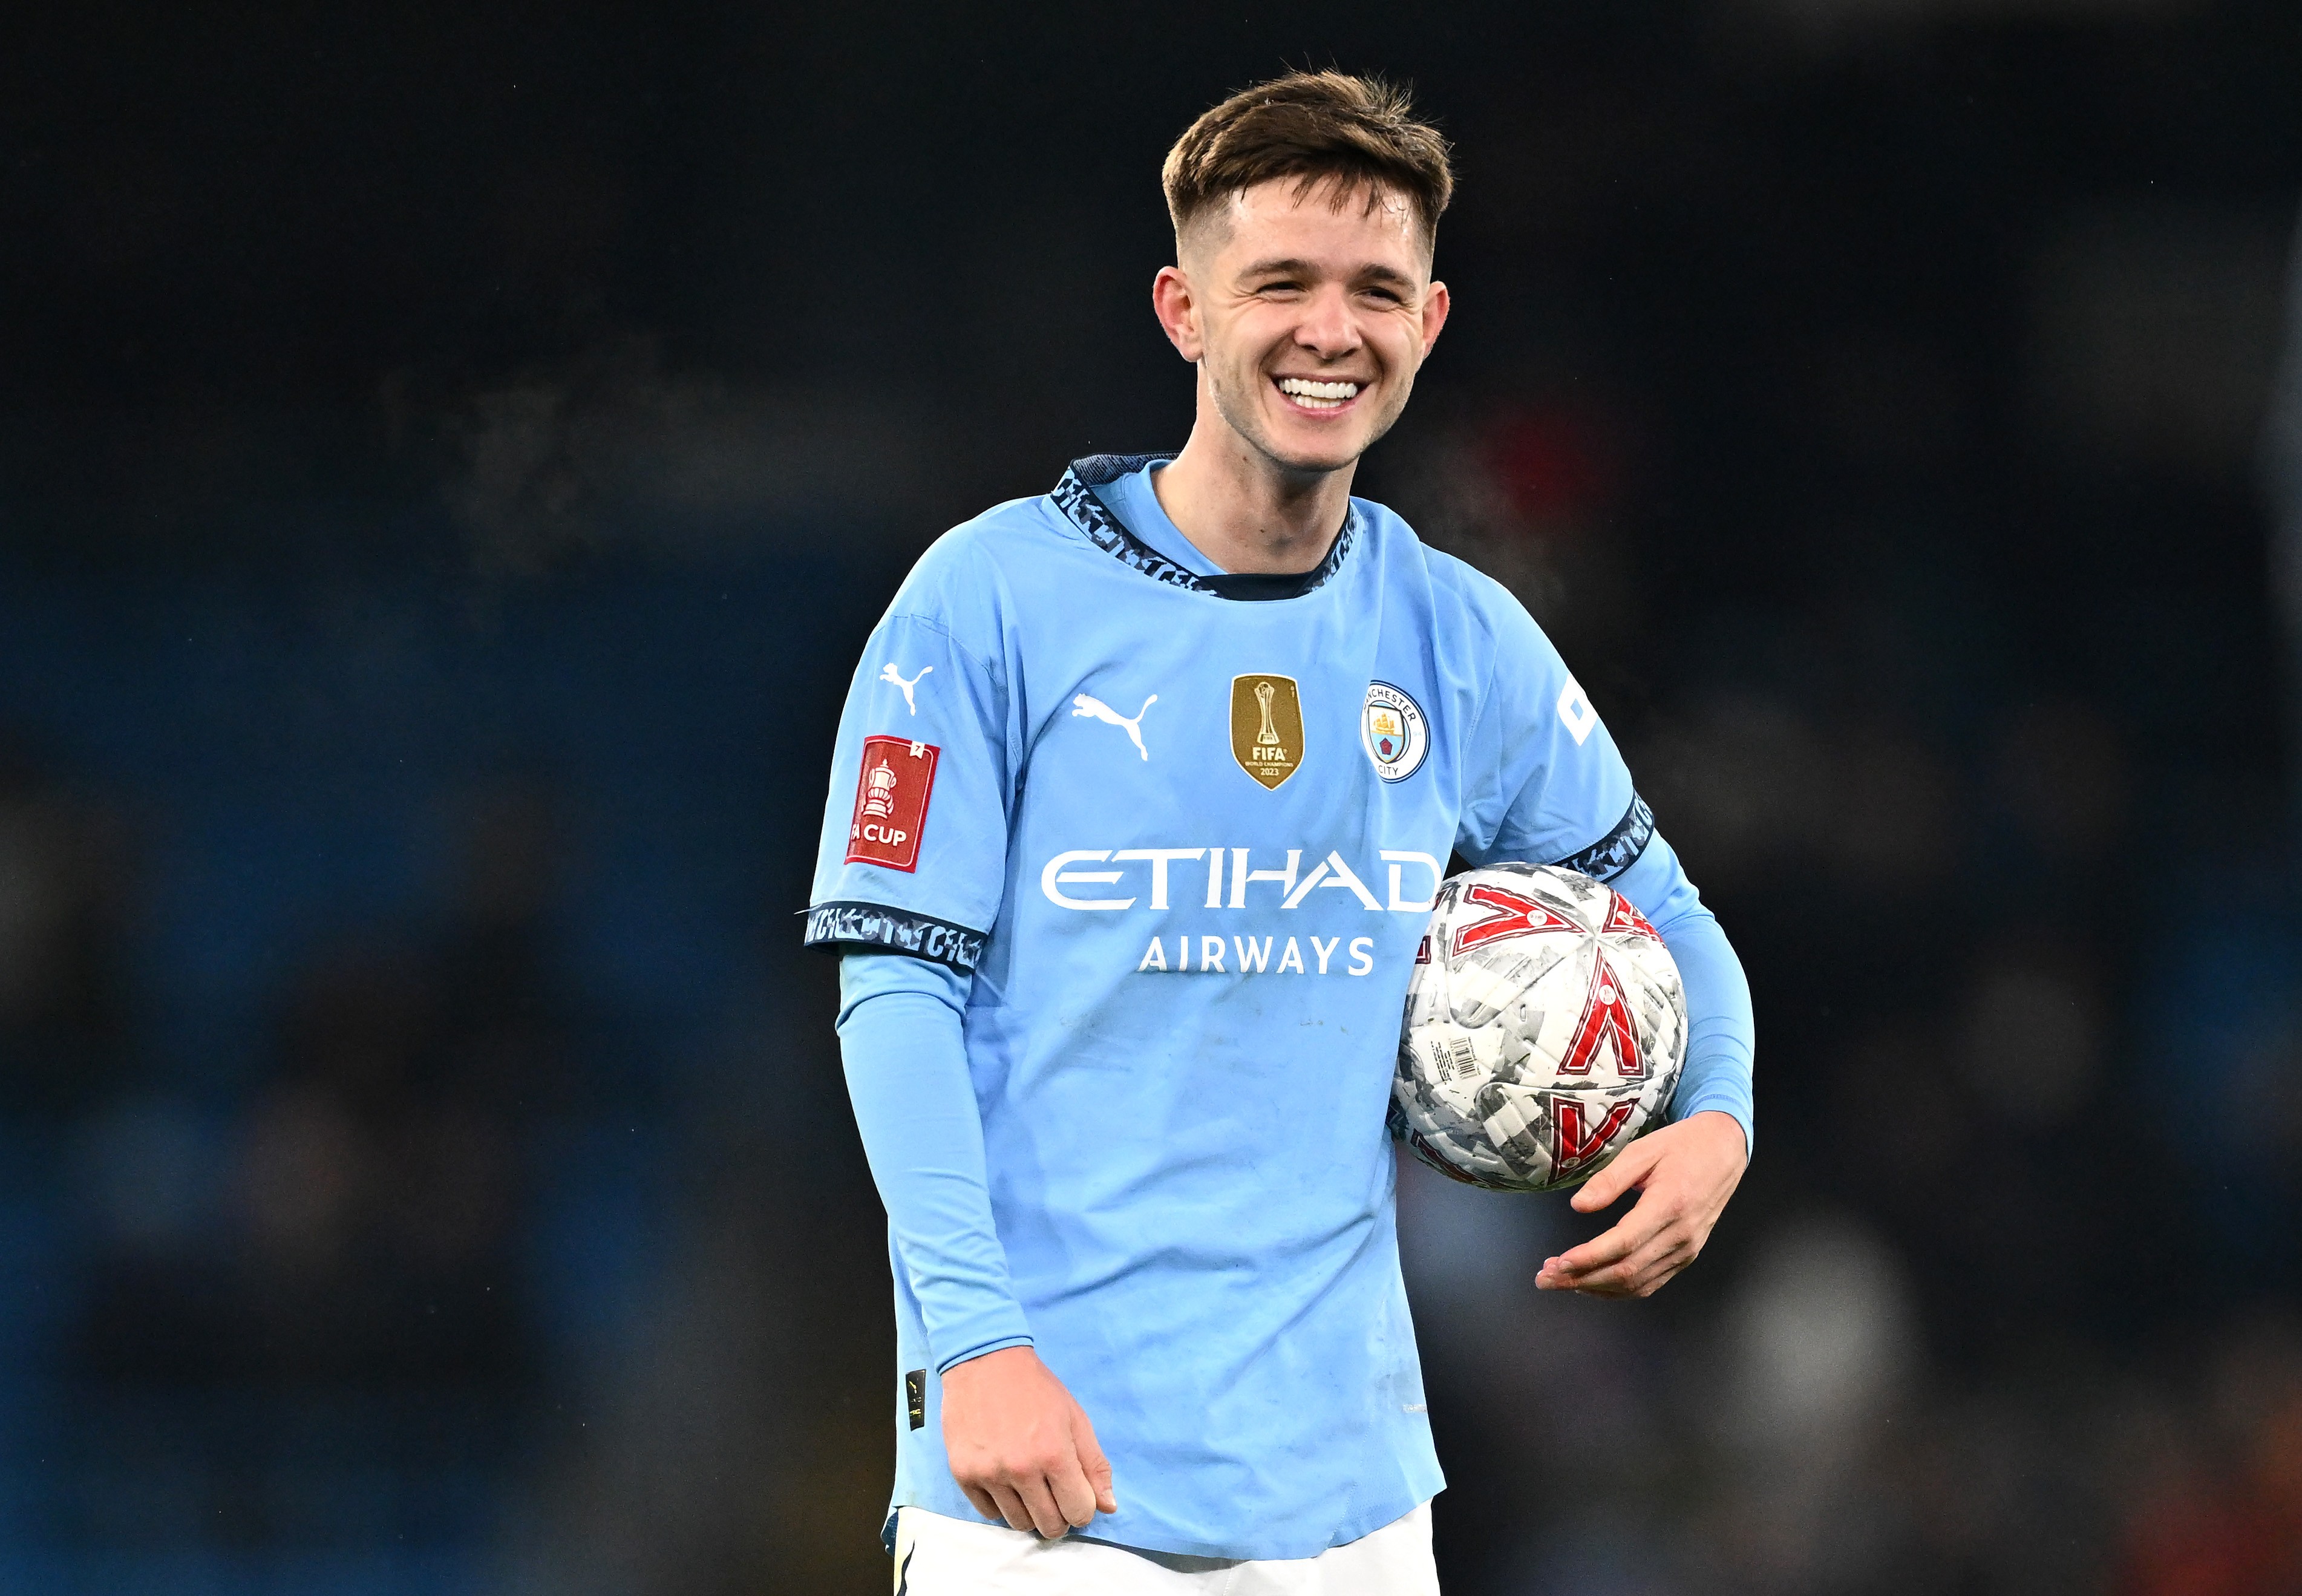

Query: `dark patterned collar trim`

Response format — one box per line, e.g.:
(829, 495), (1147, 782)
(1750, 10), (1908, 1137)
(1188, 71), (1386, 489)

(1050, 452), (1358, 602)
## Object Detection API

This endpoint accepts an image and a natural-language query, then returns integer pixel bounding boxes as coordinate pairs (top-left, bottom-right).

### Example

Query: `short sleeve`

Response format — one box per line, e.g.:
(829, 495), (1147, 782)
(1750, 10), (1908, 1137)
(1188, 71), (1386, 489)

(1454, 583), (1651, 881)
(803, 551), (1014, 971)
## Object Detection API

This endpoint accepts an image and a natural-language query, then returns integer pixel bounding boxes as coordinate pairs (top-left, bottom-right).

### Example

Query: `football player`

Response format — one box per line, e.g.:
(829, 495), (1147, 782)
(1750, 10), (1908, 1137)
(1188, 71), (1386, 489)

(806, 70), (1755, 1593)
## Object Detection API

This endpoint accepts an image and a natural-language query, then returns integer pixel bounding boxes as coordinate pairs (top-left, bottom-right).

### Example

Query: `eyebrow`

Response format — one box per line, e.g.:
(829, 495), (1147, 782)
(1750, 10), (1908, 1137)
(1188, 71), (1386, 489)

(1238, 257), (1418, 289)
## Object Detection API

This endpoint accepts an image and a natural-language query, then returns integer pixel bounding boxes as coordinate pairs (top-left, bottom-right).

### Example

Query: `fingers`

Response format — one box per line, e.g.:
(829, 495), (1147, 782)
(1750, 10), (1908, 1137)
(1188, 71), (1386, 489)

(1570, 1135), (1661, 1214)
(1045, 1401), (1119, 1528)
(994, 1406), (1117, 1535)
(963, 1427), (1113, 1537)
(975, 1476), (1074, 1539)
(984, 1480), (1037, 1535)
(1538, 1199), (1663, 1289)
(1011, 1471), (1075, 1539)
(1540, 1194), (1707, 1297)
(1045, 1446), (1099, 1531)
(1073, 1407), (1119, 1516)
(1563, 1227), (1699, 1297)
(972, 1460), (1091, 1538)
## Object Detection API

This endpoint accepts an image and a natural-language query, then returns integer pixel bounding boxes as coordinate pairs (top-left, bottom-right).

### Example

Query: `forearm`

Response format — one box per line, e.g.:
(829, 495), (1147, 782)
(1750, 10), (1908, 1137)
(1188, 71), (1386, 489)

(1609, 833), (1756, 1155)
(839, 952), (1033, 1372)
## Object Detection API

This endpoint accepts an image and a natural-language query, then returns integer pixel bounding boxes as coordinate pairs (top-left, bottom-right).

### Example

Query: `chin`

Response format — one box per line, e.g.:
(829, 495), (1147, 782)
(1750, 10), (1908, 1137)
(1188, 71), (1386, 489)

(1274, 449), (1363, 477)
(1257, 424), (1373, 476)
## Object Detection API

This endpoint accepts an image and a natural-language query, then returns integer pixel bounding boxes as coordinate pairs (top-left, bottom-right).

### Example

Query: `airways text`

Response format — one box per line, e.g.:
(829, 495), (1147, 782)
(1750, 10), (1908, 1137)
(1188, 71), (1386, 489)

(1135, 934), (1376, 976)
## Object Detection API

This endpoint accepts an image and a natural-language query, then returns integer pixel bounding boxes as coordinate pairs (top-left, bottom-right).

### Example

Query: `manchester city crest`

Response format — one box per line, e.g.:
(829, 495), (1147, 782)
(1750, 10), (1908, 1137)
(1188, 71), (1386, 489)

(1361, 681), (1428, 781)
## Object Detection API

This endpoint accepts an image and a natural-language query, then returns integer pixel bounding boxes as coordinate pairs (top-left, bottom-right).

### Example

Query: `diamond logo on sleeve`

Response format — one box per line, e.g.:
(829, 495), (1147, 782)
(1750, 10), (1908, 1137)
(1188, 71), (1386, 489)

(846, 735), (940, 871)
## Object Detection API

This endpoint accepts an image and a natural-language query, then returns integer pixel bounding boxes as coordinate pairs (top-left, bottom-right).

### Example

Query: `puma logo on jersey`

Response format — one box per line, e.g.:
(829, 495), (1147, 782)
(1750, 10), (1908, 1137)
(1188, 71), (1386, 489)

(880, 662), (932, 714)
(1072, 692), (1156, 760)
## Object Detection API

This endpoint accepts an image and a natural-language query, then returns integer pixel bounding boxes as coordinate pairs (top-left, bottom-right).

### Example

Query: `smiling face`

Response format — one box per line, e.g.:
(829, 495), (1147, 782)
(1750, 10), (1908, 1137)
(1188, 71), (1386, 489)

(1156, 175), (1449, 477)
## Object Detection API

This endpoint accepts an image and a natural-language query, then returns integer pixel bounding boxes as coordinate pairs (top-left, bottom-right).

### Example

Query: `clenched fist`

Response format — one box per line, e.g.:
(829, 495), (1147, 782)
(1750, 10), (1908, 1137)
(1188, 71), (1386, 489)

(941, 1346), (1119, 1537)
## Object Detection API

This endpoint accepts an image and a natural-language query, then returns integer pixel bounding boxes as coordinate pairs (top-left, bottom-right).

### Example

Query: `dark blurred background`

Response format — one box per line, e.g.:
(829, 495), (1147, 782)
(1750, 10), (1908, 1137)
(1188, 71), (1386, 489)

(3, 1), (2300, 1591)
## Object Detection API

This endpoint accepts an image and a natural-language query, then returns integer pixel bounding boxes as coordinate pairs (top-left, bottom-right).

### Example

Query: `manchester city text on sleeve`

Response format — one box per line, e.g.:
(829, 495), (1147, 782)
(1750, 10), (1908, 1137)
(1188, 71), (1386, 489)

(804, 901), (988, 972)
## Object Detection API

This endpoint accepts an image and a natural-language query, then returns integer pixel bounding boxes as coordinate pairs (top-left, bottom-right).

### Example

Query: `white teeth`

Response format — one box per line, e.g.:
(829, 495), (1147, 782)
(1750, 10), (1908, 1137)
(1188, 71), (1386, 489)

(1278, 377), (1361, 407)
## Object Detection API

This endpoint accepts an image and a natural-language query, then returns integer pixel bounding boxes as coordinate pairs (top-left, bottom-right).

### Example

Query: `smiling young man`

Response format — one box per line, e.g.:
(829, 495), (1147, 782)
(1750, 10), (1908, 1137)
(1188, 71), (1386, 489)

(806, 72), (1755, 1592)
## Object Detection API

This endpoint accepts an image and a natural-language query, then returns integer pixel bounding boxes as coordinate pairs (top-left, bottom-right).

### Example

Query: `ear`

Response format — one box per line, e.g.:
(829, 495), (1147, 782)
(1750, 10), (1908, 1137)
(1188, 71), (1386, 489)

(1152, 266), (1203, 363)
(1417, 280), (1451, 359)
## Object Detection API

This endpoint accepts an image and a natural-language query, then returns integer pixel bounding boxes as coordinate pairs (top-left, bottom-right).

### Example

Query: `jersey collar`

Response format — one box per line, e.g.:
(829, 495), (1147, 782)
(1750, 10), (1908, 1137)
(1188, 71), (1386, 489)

(1051, 452), (1358, 602)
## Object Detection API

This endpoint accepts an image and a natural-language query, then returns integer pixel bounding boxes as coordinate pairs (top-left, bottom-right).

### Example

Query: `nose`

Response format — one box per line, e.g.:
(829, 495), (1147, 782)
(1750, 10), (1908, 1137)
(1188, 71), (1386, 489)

(1293, 283), (1362, 361)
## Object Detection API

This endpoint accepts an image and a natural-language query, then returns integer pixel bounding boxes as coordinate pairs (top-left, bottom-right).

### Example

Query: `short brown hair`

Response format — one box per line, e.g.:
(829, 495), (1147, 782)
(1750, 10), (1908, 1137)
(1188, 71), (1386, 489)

(1162, 71), (1454, 253)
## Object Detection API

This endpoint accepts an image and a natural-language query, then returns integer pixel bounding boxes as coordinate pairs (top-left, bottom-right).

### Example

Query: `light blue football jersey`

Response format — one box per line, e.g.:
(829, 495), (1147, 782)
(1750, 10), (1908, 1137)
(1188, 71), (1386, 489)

(807, 454), (1669, 1558)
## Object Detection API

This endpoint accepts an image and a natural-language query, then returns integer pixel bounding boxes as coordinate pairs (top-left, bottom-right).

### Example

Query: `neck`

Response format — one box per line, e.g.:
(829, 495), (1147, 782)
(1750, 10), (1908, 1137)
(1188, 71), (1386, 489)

(1151, 407), (1356, 576)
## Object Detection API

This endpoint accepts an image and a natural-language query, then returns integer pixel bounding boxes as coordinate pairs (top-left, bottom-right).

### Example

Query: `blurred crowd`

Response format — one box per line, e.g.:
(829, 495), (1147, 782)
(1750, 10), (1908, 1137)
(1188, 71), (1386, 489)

(0, 760), (572, 1569)
(1388, 424), (2302, 1592)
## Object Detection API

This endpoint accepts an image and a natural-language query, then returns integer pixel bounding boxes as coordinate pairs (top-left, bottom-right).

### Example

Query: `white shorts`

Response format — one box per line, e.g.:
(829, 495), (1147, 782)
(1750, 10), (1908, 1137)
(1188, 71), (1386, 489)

(889, 1502), (1440, 1595)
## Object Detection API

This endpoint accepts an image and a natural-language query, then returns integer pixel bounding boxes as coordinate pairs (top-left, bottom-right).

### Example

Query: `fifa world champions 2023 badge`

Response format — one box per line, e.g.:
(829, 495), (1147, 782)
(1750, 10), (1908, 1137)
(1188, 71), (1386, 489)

(1361, 681), (1429, 782)
(1231, 675), (1304, 790)
(846, 734), (940, 871)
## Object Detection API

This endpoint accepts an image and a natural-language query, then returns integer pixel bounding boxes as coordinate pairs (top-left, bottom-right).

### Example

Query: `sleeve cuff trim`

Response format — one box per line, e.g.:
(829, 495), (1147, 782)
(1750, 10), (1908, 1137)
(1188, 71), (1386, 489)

(1550, 794), (1655, 883)
(804, 901), (989, 972)
(934, 1334), (1036, 1375)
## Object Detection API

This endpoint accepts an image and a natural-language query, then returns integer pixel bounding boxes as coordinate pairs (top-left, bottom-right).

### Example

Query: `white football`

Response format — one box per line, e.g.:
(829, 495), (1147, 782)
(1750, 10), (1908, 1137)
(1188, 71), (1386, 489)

(1392, 863), (1686, 1192)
